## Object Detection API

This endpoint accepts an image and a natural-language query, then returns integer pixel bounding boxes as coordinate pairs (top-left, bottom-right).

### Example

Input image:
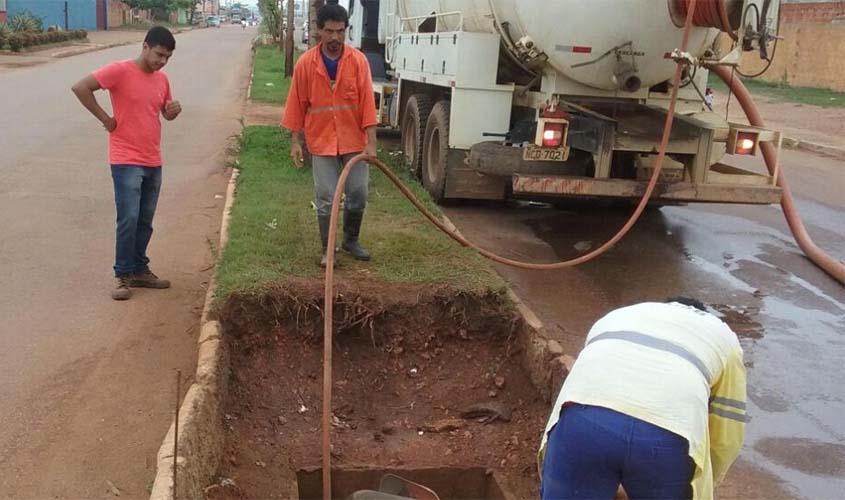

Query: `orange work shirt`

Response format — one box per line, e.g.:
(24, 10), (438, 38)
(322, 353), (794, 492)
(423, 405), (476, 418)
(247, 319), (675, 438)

(281, 44), (378, 156)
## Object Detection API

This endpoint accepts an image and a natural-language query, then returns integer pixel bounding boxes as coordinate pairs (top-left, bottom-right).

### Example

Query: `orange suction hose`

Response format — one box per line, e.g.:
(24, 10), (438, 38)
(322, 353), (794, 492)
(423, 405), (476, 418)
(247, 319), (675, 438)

(319, 2), (705, 497)
(708, 64), (845, 285)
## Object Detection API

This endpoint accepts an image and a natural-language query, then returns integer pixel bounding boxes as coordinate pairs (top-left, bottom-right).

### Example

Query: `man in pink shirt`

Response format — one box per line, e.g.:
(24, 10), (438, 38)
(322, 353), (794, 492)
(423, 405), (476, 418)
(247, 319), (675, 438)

(72, 26), (182, 300)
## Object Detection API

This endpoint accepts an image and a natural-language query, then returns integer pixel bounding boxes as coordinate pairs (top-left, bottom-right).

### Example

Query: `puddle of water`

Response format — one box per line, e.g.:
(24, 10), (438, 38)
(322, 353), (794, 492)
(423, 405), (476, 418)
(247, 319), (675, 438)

(655, 208), (845, 498)
(754, 437), (845, 478)
(710, 303), (764, 339)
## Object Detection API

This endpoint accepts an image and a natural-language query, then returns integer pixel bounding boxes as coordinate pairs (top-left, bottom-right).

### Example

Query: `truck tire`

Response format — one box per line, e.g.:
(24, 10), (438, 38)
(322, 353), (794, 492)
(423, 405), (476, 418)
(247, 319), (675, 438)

(422, 101), (450, 203)
(401, 95), (432, 178)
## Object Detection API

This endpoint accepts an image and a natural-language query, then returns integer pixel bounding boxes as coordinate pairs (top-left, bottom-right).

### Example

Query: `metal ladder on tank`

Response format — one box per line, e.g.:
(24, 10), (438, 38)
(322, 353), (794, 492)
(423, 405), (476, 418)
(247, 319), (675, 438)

(384, 2), (464, 65)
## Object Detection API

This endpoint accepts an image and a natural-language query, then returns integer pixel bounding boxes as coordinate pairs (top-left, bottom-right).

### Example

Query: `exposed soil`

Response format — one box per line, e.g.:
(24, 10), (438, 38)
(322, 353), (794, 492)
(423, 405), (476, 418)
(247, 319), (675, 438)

(243, 102), (285, 127)
(208, 278), (548, 499)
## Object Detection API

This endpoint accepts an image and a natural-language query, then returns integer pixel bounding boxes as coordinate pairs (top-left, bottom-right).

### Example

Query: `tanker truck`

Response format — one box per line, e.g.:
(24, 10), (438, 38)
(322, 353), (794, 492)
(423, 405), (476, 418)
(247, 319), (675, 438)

(342, 0), (784, 205)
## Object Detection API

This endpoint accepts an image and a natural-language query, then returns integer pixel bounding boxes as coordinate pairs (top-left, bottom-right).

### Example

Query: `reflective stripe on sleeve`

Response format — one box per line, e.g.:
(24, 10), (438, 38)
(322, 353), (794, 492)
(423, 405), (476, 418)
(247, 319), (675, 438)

(709, 406), (751, 423)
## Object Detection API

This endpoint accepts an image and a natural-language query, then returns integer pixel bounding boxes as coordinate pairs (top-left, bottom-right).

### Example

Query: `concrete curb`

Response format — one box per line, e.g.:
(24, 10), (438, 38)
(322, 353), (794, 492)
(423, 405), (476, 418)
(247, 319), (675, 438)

(52, 27), (200, 59)
(52, 41), (135, 58)
(787, 138), (845, 159)
(149, 168), (238, 500)
(778, 133), (845, 159)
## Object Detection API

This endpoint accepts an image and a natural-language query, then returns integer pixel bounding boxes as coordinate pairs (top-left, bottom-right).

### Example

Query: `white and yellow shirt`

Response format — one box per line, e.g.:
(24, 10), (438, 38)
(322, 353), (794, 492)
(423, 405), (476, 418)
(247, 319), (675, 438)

(539, 302), (748, 500)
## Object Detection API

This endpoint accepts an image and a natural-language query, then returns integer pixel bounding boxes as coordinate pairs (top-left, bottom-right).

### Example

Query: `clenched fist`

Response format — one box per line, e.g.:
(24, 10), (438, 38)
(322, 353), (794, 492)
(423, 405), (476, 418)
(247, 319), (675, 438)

(102, 116), (117, 132)
(163, 100), (182, 120)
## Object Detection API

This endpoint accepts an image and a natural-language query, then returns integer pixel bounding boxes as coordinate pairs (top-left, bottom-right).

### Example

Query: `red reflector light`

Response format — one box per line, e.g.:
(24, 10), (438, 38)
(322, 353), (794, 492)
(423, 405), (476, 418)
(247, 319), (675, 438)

(543, 123), (565, 147)
(572, 46), (592, 54)
(734, 131), (758, 155)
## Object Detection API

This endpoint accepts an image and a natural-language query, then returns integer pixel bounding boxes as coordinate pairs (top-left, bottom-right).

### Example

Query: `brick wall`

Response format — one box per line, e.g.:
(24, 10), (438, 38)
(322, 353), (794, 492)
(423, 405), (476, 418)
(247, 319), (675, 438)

(107, 0), (130, 28)
(781, 1), (845, 24)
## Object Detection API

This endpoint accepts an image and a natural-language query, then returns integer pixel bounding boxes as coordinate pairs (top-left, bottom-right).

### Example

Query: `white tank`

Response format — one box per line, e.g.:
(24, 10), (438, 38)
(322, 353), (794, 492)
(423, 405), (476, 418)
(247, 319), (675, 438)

(393, 0), (723, 91)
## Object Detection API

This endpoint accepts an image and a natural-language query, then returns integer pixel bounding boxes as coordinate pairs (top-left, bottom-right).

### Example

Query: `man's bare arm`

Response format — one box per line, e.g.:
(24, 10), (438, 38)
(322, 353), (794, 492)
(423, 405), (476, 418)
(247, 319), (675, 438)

(364, 126), (377, 158)
(290, 130), (305, 168)
(71, 75), (115, 131)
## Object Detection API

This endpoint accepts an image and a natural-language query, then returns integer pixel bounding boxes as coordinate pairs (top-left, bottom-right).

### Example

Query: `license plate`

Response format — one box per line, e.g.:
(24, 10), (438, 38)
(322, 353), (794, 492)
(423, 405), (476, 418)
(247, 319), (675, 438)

(523, 146), (569, 162)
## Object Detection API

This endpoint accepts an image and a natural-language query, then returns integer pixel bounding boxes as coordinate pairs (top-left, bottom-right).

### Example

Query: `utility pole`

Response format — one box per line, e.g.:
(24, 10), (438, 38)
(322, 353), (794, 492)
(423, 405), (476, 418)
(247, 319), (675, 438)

(277, 0), (284, 51)
(285, 0), (295, 76)
(309, 0), (323, 48)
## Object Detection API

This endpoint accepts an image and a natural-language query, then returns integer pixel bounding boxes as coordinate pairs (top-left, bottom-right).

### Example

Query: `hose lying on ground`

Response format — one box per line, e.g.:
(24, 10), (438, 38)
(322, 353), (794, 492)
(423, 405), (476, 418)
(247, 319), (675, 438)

(318, 2), (704, 497)
(708, 64), (845, 286)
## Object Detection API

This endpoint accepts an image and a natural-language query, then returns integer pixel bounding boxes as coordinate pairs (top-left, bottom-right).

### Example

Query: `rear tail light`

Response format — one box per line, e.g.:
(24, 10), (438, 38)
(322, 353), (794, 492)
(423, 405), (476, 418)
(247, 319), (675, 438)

(735, 133), (757, 155)
(542, 122), (565, 148)
(728, 129), (760, 155)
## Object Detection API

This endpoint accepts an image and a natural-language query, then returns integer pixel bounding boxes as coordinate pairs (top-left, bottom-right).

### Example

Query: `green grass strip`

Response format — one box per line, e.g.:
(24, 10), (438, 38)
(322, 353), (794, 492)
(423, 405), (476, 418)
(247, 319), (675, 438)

(708, 74), (845, 108)
(250, 45), (295, 104)
(215, 126), (506, 299)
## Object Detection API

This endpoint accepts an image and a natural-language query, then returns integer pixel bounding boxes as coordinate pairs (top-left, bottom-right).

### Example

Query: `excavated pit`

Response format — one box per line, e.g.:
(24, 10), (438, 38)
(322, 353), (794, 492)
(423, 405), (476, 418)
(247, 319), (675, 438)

(294, 467), (513, 499)
(207, 278), (550, 499)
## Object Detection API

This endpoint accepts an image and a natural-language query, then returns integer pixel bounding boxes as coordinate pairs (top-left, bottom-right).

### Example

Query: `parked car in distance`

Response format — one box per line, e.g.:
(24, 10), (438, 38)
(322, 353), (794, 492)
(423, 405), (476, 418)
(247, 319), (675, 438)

(206, 15), (221, 27)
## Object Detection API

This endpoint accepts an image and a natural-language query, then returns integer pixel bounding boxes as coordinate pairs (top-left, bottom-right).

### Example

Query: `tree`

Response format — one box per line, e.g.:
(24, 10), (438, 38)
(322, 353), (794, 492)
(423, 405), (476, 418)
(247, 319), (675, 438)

(170, 0), (196, 24)
(309, 0), (323, 48)
(122, 0), (165, 21)
(285, 0), (295, 77)
(257, 0), (282, 42)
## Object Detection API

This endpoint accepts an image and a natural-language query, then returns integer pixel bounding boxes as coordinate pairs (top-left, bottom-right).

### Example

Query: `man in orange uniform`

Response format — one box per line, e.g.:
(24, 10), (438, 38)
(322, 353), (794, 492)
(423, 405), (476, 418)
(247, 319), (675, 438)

(281, 2), (378, 267)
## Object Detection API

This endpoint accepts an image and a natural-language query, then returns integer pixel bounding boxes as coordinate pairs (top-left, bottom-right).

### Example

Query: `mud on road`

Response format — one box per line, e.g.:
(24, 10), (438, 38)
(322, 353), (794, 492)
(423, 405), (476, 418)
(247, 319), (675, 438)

(206, 278), (550, 499)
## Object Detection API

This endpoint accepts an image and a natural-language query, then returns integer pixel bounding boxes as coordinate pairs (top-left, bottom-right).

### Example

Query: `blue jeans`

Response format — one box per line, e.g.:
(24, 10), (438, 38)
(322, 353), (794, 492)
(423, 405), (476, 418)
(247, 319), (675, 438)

(111, 165), (162, 276)
(541, 404), (694, 500)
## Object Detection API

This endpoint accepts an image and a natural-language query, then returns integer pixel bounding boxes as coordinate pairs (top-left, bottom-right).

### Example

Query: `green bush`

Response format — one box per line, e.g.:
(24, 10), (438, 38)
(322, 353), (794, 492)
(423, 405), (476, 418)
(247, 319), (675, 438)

(8, 33), (24, 51)
(23, 32), (37, 46)
(2, 24), (87, 51)
(8, 11), (43, 33)
(0, 23), (9, 49)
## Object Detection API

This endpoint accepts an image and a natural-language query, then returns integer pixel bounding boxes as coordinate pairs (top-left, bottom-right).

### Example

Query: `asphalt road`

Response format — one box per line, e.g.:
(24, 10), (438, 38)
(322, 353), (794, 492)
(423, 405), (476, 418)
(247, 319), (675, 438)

(0, 25), (254, 497)
(444, 147), (844, 499)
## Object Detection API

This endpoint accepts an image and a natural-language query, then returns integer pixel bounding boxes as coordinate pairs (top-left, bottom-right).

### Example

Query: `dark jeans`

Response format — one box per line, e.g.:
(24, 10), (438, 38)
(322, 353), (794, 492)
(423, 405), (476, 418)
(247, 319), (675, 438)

(111, 165), (162, 276)
(541, 404), (695, 500)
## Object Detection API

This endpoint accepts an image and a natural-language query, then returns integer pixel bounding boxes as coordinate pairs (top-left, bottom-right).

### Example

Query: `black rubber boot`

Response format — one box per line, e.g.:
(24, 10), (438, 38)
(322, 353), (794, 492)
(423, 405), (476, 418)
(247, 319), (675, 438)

(342, 210), (371, 261)
(317, 215), (335, 268)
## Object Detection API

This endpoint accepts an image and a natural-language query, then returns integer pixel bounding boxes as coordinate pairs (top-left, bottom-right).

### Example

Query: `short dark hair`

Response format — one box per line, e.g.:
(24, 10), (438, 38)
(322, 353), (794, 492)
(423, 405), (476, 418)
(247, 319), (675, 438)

(666, 296), (708, 312)
(317, 3), (349, 29)
(145, 26), (176, 51)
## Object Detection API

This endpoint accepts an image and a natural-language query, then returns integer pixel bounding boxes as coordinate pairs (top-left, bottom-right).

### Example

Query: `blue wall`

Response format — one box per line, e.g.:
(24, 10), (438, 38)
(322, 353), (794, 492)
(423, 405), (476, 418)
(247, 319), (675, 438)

(7, 0), (98, 30)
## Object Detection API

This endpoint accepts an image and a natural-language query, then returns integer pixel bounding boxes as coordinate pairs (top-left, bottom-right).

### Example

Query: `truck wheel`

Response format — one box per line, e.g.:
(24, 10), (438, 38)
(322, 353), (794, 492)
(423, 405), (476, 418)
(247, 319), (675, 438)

(401, 94), (432, 177)
(422, 101), (450, 203)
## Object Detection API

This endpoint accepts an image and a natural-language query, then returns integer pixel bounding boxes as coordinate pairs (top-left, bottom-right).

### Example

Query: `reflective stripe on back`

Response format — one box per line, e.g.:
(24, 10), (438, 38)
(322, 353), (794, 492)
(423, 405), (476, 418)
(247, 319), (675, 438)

(586, 330), (713, 384)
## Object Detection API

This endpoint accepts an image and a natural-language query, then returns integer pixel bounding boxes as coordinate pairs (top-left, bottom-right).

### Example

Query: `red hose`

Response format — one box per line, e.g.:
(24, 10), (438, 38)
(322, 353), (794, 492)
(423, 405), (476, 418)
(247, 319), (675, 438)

(709, 65), (845, 285)
(319, 3), (704, 496)
(673, 0), (738, 40)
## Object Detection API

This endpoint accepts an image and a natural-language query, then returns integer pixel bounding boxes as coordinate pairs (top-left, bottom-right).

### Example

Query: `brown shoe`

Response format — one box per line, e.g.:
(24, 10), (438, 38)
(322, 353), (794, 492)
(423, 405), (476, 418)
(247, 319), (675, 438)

(130, 269), (171, 289)
(111, 275), (132, 300)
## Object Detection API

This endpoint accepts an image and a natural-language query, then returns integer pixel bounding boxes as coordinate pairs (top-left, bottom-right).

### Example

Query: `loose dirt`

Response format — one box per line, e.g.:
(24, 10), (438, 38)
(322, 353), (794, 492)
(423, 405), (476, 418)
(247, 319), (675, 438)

(207, 278), (548, 499)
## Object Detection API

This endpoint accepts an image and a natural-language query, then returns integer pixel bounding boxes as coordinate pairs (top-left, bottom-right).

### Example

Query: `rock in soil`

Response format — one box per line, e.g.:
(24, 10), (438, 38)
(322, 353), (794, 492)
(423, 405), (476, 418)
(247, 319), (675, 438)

(421, 417), (465, 433)
(460, 401), (513, 423)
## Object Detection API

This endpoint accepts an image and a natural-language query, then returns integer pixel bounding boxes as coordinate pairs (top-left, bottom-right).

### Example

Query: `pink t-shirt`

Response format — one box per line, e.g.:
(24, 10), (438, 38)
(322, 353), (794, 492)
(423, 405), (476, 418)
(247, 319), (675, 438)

(93, 60), (172, 167)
